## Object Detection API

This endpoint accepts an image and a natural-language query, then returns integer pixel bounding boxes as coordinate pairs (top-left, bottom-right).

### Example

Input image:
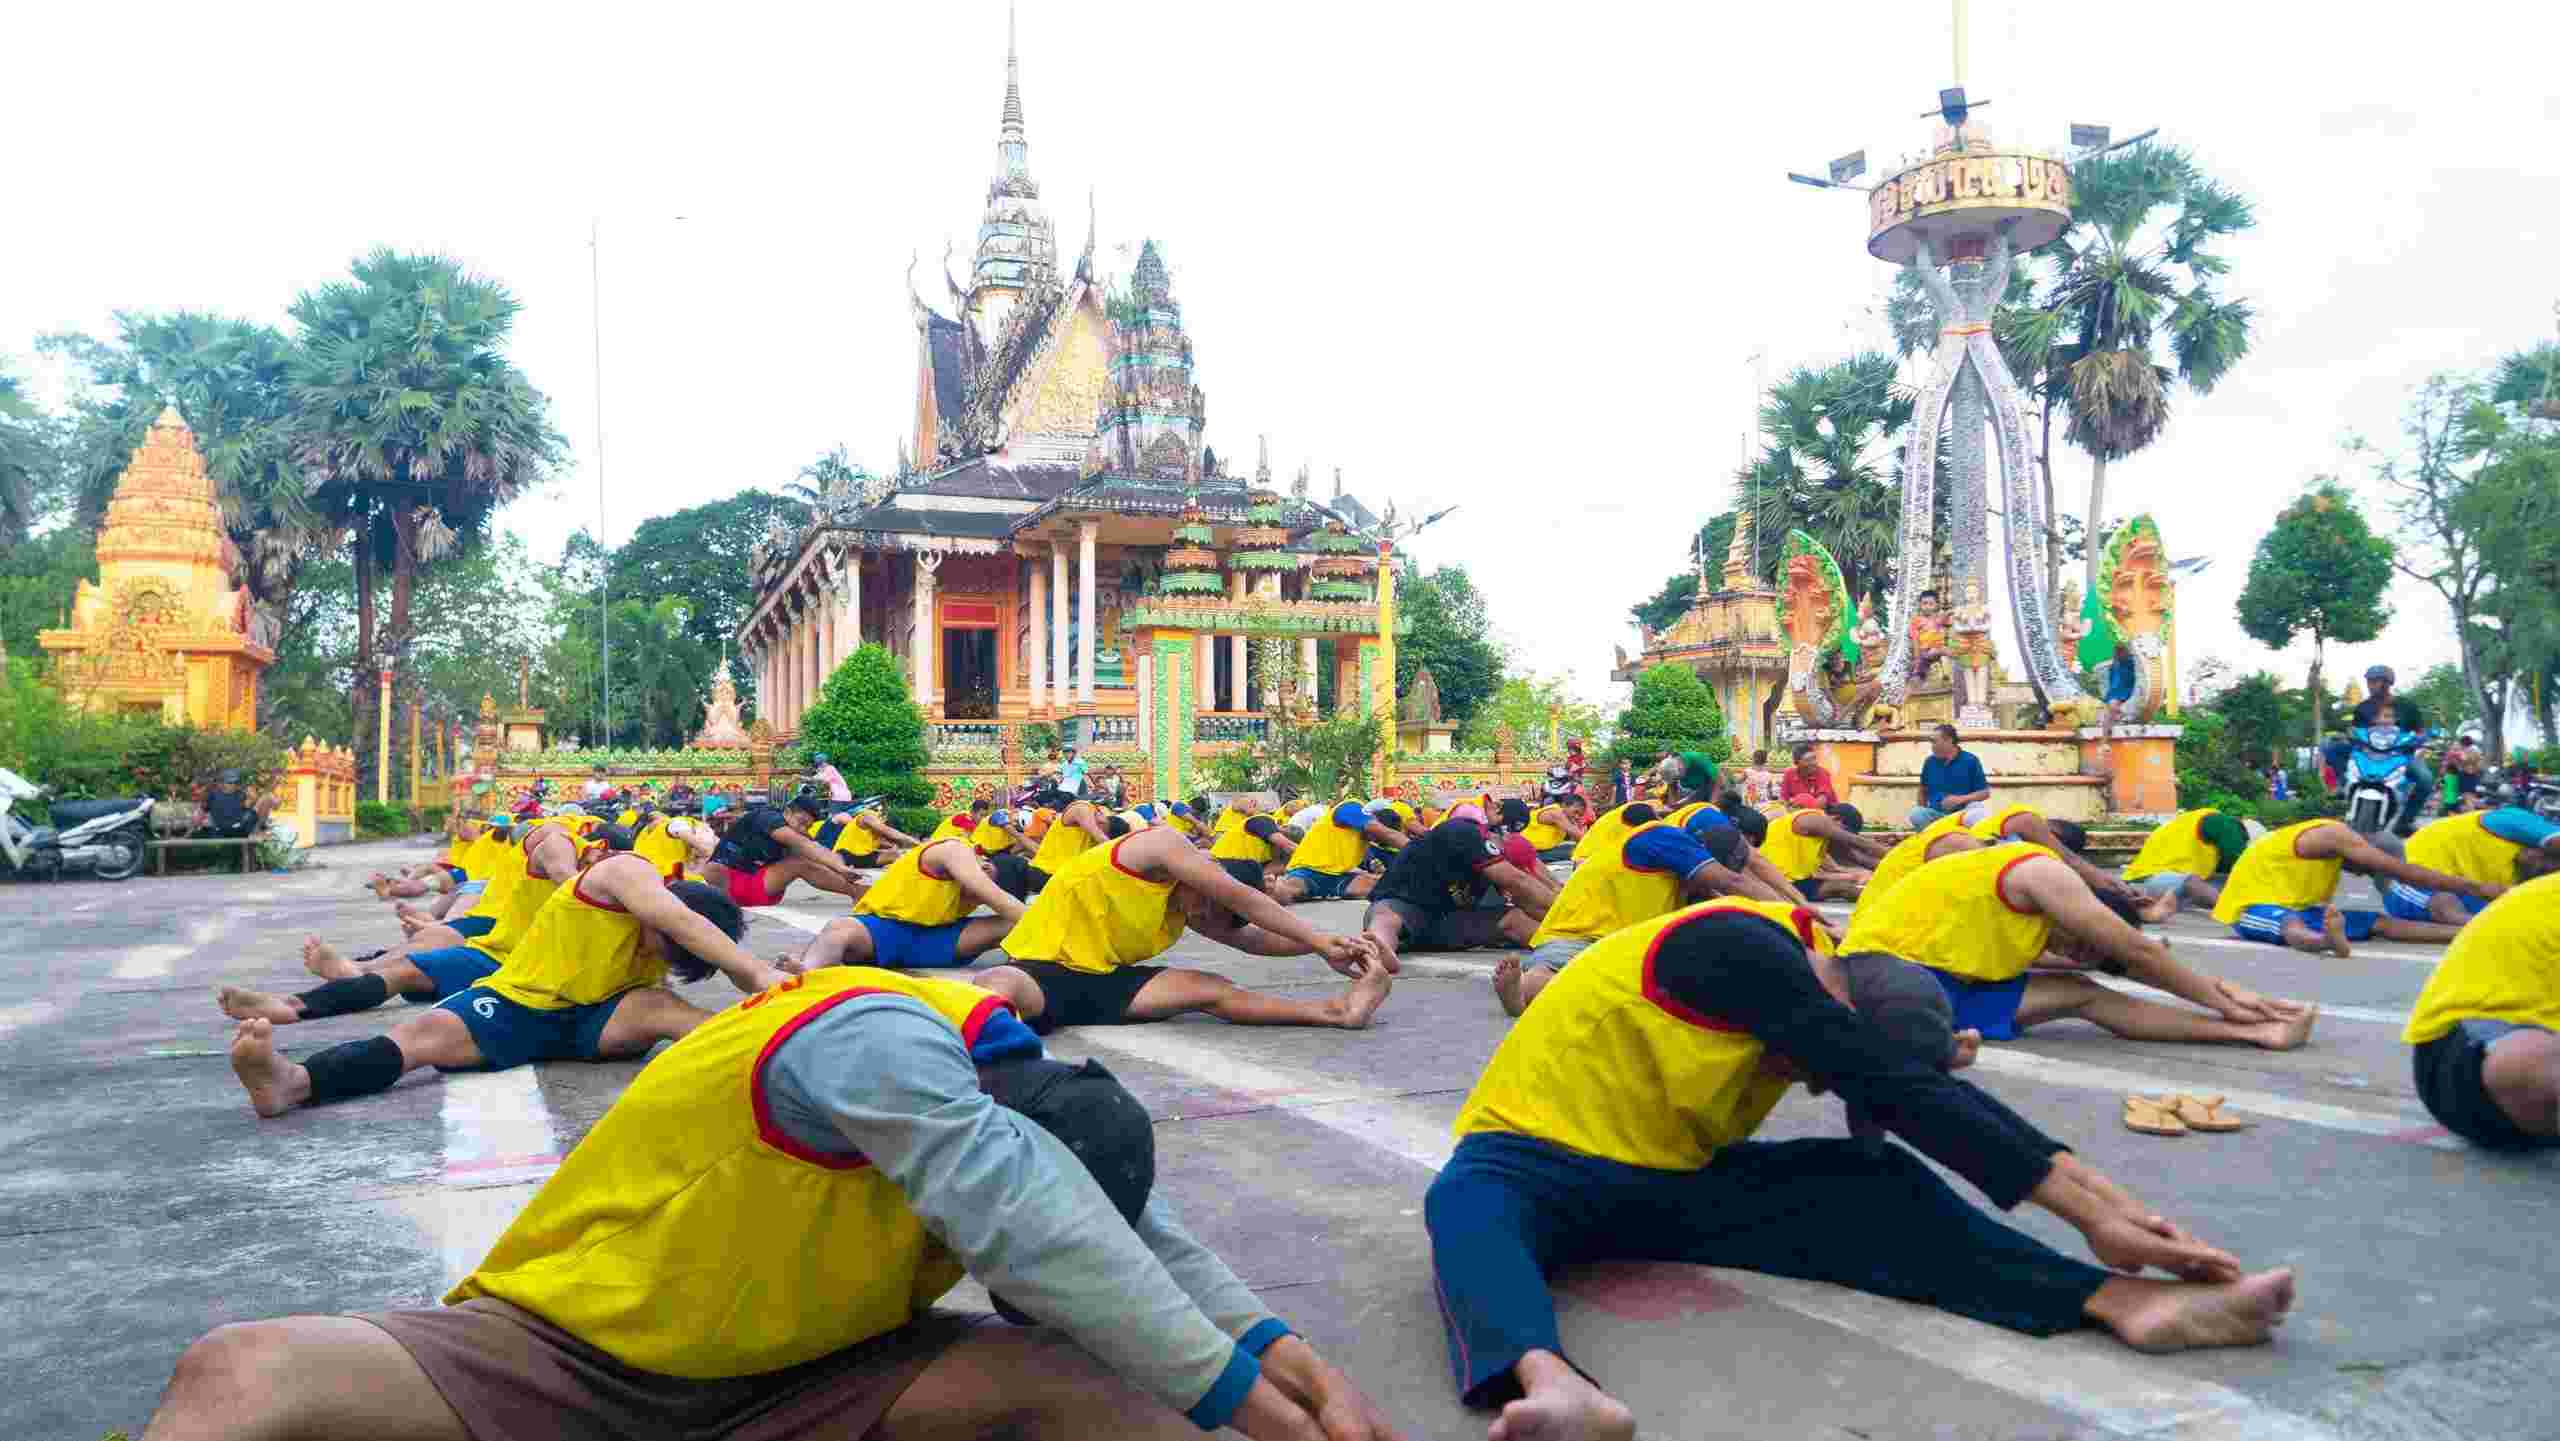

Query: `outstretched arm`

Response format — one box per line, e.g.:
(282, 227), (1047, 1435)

(2011, 813), (2136, 901)
(2326, 827), (2502, 901)
(1481, 859), (1555, 916)
(2009, 858), (2303, 1024)
(863, 813), (924, 847)
(774, 823), (853, 869)
(1147, 830), (1377, 974)
(1071, 805), (1112, 844)
(592, 854), (783, 994)
(927, 839), (1026, 923)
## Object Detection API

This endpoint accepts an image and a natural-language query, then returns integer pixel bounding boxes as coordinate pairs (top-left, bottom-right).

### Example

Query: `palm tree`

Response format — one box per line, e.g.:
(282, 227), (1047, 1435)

(0, 364), (53, 545)
(1732, 352), (1916, 609)
(2041, 143), (2256, 596)
(287, 251), (566, 778)
(789, 444), (869, 506)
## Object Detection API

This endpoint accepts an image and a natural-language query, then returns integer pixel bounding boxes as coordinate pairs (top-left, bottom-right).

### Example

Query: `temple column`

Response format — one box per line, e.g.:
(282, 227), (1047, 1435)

(1077, 522), (1099, 707)
(1196, 633), (1214, 711)
(1137, 650), (1154, 754)
(1299, 637), (1319, 701)
(1051, 544), (1070, 703)
(809, 586), (825, 700)
(1231, 635), (1248, 713)
(913, 552), (941, 709)
(753, 641), (768, 721)
(1028, 551), (1049, 712)
(838, 559), (861, 663)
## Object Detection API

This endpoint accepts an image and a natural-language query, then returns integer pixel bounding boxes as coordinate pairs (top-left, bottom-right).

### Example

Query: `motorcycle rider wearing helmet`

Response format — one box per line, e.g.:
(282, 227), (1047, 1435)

(2324, 666), (2432, 825)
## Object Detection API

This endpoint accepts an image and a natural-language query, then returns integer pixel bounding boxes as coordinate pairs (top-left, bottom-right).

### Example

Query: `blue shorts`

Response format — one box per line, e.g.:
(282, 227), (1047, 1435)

(2232, 905), (2379, 944)
(1926, 969), (2028, 1041)
(1284, 867), (1360, 900)
(402, 946), (502, 1004)
(447, 914), (497, 940)
(434, 984), (629, 1071)
(2384, 883), (2489, 923)
(855, 913), (967, 969)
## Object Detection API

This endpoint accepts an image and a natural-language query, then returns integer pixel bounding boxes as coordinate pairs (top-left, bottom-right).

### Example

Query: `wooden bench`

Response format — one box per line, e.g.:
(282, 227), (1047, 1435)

(149, 834), (268, 876)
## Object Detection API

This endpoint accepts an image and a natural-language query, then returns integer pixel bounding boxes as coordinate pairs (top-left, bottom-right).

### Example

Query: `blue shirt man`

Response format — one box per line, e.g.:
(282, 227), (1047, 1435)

(1058, 749), (1088, 797)
(1910, 725), (1989, 830)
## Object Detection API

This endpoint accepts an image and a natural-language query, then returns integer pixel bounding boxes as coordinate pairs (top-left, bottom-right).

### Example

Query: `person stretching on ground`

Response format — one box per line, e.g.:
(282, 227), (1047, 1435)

(1496, 803), (1790, 1016)
(972, 824), (1391, 1033)
(1270, 798), (1408, 903)
(1428, 898), (2299, 1441)
(2386, 806), (2560, 929)
(2213, 817), (2498, 955)
(1363, 800), (1556, 968)
(2121, 808), (2255, 914)
(1520, 794), (1589, 864)
(1026, 789), (1116, 894)
(814, 798), (920, 868)
(1209, 791), (1298, 890)
(929, 796), (994, 842)
(699, 792), (871, 908)
(1849, 809), (1988, 922)
(780, 831), (1028, 973)
(1757, 802), (1889, 901)
(366, 820), (484, 901)
(2404, 871), (2560, 1151)
(1843, 842), (2318, 1052)
(225, 850), (774, 1118)
(1964, 800), (2160, 915)
(384, 816), (515, 933)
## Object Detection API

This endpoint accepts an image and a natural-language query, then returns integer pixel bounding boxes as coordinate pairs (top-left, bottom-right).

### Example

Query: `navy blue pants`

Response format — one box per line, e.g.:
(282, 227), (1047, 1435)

(1425, 1132), (2110, 1408)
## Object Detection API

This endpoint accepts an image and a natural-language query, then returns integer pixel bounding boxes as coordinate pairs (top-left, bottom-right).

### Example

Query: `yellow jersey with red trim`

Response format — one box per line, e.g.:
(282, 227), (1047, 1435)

(1849, 811), (1977, 922)
(1210, 809), (1287, 865)
(1966, 802), (2037, 844)
(2404, 872), (2560, 1044)
(630, 817), (693, 876)
(854, 838), (977, 929)
(482, 868), (658, 1011)
(928, 814), (976, 843)
(1521, 805), (1570, 853)
(1000, 834), (1184, 975)
(1529, 821), (1688, 946)
(1293, 805), (1371, 876)
(2211, 820), (2348, 923)
(447, 967), (1005, 1376)
(1457, 898), (1833, 1169)
(817, 809), (881, 860)
(1665, 800), (1713, 829)
(2123, 809), (2221, 882)
(1758, 809), (1832, 882)
(1840, 843), (2058, 983)
(1029, 802), (1101, 874)
(465, 826), (564, 960)
(1572, 803), (1643, 863)
(974, 820), (1016, 855)
(2406, 811), (2529, 889)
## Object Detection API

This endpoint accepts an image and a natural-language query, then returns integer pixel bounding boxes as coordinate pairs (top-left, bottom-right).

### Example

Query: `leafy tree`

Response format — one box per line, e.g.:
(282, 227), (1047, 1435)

(2205, 671), (2299, 765)
(1734, 353), (1913, 610)
(1458, 673), (1609, 753)
(2401, 662), (2484, 741)
(1630, 572), (1700, 635)
(1627, 511), (1737, 634)
(286, 251), (567, 783)
(2039, 143), (2257, 597)
(0, 360), (67, 544)
(2235, 481), (2393, 738)
(2171, 708), (2269, 819)
(1395, 563), (1504, 727)
(604, 490), (809, 711)
(1604, 664), (1729, 774)
(0, 528), (95, 662)
(796, 644), (933, 823)
(2447, 371), (2560, 754)
(788, 444), (869, 506)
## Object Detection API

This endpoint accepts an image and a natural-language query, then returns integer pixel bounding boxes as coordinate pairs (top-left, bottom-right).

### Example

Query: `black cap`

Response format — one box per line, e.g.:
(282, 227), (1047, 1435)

(1835, 952), (1958, 1149)
(978, 1056), (1156, 1325)
(1494, 798), (1533, 833)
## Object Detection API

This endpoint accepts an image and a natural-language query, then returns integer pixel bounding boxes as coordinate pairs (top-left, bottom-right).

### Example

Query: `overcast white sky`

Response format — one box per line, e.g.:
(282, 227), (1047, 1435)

(10, 1), (2558, 713)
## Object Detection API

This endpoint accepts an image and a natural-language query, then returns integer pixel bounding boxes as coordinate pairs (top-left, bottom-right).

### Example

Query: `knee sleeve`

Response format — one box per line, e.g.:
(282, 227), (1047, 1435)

(301, 1035), (405, 1103)
(294, 974), (392, 1019)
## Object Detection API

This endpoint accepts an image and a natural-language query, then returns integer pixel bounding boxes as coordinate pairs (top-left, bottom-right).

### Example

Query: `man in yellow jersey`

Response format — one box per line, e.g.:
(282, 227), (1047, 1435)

(1495, 804), (1784, 1015)
(2214, 817), (2496, 954)
(386, 814), (513, 934)
(2122, 808), (2255, 913)
(154, 970), (1401, 1441)
(365, 818), (485, 900)
(1757, 802), (1890, 901)
(1363, 800), (1557, 967)
(1269, 798), (1409, 903)
(1848, 809), (1987, 923)
(814, 797), (921, 868)
(1961, 800), (2160, 915)
(782, 829), (1029, 972)
(224, 851), (777, 1118)
(1429, 900), (2298, 1439)
(978, 823), (1392, 1034)
(2384, 805), (2560, 928)
(1521, 793), (1589, 864)
(1026, 788), (1119, 895)
(929, 796), (995, 842)
(699, 793), (870, 909)
(2405, 872), (2560, 1149)
(1208, 790), (1300, 893)
(1571, 752), (1714, 863)
(1844, 843), (2318, 1051)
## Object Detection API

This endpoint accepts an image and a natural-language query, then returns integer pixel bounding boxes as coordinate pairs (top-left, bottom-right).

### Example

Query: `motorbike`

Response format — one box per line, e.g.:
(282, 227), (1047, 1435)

(2343, 725), (2439, 838)
(0, 768), (153, 882)
(2489, 775), (2560, 823)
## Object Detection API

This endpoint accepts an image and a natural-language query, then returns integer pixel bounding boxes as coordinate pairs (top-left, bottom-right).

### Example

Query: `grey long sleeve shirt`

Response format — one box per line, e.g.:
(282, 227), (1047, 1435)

(761, 994), (1288, 1429)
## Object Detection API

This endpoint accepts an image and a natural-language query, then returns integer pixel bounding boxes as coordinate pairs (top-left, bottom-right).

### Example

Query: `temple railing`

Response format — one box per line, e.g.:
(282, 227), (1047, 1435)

(1195, 714), (1268, 744)
(1090, 716), (1139, 746)
(928, 721), (1004, 751)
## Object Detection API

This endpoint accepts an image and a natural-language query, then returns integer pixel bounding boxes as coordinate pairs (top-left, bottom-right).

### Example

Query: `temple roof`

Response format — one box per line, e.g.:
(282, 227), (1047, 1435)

(904, 454), (1083, 502)
(838, 503), (1021, 541)
(924, 312), (971, 434)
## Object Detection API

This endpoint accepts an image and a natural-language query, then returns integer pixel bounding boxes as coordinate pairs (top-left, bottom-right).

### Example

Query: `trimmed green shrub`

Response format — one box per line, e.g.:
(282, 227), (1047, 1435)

(1605, 664), (1730, 776)
(888, 805), (944, 840)
(355, 802), (418, 838)
(797, 645), (934, 812)
(0, 659), (290, 817)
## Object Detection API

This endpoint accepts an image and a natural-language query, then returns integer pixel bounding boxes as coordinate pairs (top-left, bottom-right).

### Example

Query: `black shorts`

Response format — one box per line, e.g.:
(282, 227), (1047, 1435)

(1363, 897), (1513, 951)
(2414, 1021), (2555, 1151)
(1004, 959), (1167, 1034)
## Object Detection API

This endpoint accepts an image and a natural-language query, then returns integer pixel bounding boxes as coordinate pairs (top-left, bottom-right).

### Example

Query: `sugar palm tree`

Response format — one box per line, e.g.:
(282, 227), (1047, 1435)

(287, 250), (565, 775)
(789, 444), (869, 506)
(0, 364), (52, 545)
(2041, 143), (2256, 596)
(1733, 352), (1915, 609)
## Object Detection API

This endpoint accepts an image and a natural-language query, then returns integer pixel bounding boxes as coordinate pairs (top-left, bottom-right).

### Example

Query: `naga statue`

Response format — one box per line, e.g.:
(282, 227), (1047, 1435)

(2092, 514), (2177, 723)
(1777, 531), (1880, 729)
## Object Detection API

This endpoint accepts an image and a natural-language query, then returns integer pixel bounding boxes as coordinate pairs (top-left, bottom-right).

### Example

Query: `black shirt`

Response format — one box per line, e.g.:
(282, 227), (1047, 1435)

(711, 804), (792, 871)
(1654, 909), (2064, 1209)
(205, 785), (257, 835)
(2352, 696), (2422, 732)
(1373, 819), (1501, 914)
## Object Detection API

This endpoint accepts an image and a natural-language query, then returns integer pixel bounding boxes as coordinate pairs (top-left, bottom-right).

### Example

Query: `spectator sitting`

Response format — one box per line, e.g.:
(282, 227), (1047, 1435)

(1909, 724), (1990, 830)
(1779, 746), (1838, 811)
(202, 769), (270, 840)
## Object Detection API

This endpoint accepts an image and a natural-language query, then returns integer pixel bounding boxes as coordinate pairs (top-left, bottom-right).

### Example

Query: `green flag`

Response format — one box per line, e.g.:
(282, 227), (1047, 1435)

(2076, 582), (2118, 672)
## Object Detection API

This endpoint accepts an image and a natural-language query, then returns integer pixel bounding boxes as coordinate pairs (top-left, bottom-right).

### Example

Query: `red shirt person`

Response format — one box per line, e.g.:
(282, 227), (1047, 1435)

(1780, 747), (1839, 811)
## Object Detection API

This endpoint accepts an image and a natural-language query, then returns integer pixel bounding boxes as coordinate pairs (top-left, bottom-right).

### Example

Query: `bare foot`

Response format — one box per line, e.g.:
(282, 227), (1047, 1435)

(773, 951), (809, 976)
(2321, 908), (2351, 959)
(216, 985), (301, 1025)
(397, 911), (431, 938)
(302, 936), (356, 980)
(1491, 1350), (1634, 1441)
(1339, 956), (1394, 1029)
(2251, 1004), (2318, 1051)
(365, 874), (391, 899)
(2109, 1269), (2296, 1353)
(2138, 890), (2178, 924)
(1492, 954), (1528, 1018)
(228, 1019), (310, 1118)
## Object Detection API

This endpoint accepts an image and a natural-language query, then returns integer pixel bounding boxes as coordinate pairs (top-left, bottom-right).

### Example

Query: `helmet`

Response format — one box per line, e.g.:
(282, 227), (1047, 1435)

(219, 769), (242, 785)
(2364, 664), (2395, 684)
(811, 752), (829, 764)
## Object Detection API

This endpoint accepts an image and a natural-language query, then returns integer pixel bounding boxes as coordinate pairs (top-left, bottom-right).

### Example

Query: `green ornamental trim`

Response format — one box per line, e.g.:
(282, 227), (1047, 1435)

(1153, 636), (1194, 799)
(1244, 503), (1291, 524)
(1230, 551), (1301, 571)
(1123, 603), (1410, 636)
(1775, 529), (1861, 667)
(1173, 522), (1215, 544)
(1157, 572), (1225, 596)
(2095, 514), (2171, 622)
(1308, 532), (1368, 554)
(1358, 641), (1381, 722)
(1309, 579), (1375, 602)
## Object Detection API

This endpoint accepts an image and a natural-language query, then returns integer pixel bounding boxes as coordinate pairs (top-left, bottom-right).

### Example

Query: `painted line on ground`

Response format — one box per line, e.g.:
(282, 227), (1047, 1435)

(429, 1063), (562, 1288)
(2084, 975), (2411, 1028)
(1965, 1048), (2451, 1146)
(1066, 1020), (2343, 1441)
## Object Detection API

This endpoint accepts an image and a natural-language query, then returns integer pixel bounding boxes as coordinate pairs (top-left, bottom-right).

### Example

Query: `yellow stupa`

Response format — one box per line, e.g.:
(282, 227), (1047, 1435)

(39, 405), (274, 728)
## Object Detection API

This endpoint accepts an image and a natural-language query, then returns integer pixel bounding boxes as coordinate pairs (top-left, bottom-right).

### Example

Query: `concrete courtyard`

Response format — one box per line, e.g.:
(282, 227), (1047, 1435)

(3, 836), (2554, 1440)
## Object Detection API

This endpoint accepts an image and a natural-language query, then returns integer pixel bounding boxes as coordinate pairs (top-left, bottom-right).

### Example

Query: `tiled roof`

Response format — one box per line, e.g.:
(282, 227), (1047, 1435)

(907, 455), (1082, 501)
(925, 314), (970, 430)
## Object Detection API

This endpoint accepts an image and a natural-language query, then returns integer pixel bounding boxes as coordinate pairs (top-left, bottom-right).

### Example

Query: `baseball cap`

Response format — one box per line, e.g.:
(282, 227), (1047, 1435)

(811, 752), (829, 763)
(979, 1056), (1155, 1324)
(1449, 802), (1487, 825)
(2364, 665), (2394, 683)
(1494, 798), (1533, 833)
(1836, 951), (1959, 1149)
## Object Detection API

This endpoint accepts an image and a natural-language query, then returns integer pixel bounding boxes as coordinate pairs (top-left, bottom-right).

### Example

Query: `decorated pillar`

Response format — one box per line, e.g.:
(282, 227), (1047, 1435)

(1145, 628), (1199, 806)
(408, 699), (422, 805)
(1371, 545), (1399, 791)
(1050, 544), (1070, 702)
(1299, 637), (1319, 706)
(1076, 522), (1099, 707)
(1196, 633), (1214, 710)
(1028, 549), (1049, 712)
(1137, 649), (1154, 754)
(375, 669), (393, 804)
(913, 552), (941, 709)
(841, 558), (861, 660)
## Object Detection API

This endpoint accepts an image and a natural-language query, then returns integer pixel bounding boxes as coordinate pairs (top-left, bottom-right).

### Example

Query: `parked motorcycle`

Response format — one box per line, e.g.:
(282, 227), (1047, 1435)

(0, 768), (152, 881)
(2343, 725), (2439, 838)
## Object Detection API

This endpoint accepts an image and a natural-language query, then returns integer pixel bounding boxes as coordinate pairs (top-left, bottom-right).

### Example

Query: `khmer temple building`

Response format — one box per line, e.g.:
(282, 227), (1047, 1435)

(736, 12), (1409, 799)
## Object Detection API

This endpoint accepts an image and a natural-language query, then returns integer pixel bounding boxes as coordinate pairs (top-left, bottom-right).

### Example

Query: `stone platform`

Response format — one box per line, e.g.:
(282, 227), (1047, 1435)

(1801, 725), (2184, 825)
